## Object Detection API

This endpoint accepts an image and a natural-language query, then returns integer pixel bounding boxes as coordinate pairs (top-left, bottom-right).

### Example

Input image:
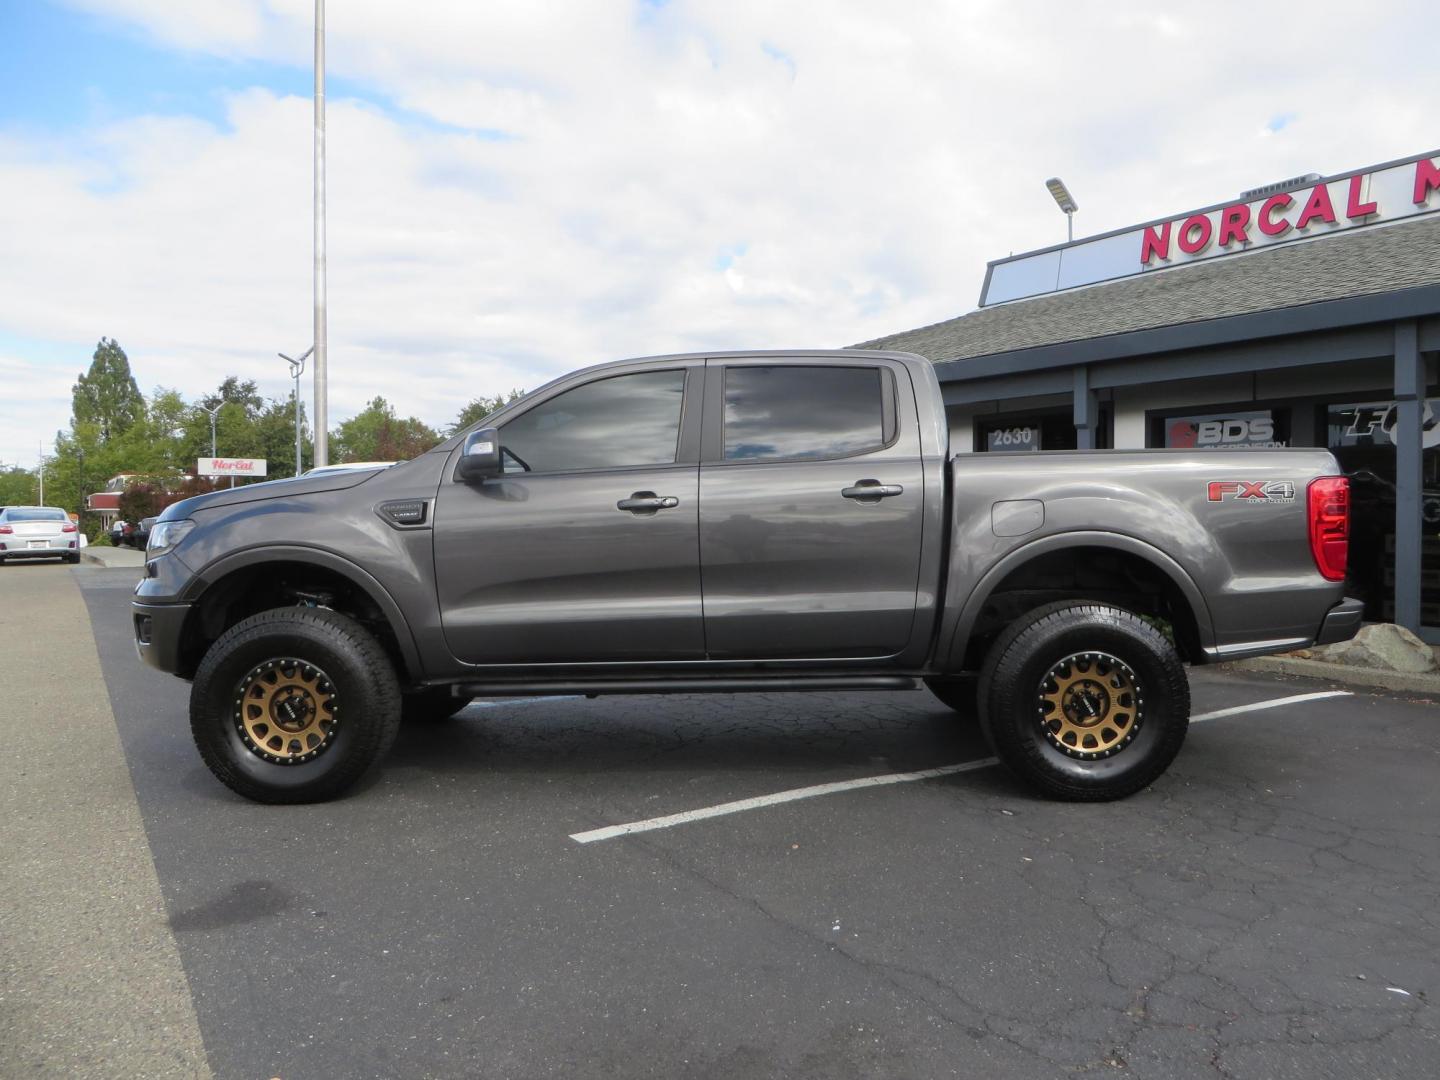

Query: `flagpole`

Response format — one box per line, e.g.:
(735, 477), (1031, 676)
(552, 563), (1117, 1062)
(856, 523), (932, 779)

(312, 0), (329, 467)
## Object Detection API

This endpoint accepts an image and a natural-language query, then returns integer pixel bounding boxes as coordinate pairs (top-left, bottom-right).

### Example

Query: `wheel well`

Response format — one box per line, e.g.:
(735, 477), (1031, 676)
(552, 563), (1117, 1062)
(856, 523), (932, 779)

(178, 561), (410, 681)
(960, 546), (1202, 670)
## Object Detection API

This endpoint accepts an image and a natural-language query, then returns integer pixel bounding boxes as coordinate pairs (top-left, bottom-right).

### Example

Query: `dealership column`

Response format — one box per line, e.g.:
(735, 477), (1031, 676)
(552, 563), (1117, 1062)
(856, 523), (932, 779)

(1393, 322), (1424, 632)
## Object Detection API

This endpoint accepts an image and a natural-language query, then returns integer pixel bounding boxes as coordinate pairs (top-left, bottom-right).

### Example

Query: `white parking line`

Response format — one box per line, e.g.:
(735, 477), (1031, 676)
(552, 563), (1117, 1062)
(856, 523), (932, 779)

(570, 759), (1001, 844)
(569, 688), (1355, 844)
(1190, 690), (1350, 724)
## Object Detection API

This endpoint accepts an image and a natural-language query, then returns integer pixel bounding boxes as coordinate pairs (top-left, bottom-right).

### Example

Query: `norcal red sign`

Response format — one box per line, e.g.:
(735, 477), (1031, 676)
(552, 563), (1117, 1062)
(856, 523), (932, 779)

(979, 150), (1440, 306)
(1141, 157), (1440, 267)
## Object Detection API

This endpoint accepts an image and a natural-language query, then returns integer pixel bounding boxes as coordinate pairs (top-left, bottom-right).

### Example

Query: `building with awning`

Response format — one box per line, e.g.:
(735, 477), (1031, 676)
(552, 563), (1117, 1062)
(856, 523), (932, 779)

(856, 150), (1440, 642)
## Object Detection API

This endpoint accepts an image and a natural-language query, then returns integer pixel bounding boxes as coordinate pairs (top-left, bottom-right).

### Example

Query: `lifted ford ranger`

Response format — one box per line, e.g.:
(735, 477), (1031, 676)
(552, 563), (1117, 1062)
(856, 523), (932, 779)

(133, 351), (1361, 804)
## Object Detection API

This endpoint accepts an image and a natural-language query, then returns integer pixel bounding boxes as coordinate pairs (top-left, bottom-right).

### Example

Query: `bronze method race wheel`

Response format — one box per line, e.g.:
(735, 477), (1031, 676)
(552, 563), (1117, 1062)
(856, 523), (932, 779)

(234, 657), (339, 765)
(1035, 651), (1143, 761)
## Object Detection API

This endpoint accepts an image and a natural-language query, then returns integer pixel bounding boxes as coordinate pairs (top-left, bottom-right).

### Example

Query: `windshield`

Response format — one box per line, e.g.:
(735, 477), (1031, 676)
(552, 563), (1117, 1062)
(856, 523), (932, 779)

(5, 508), (67, 522)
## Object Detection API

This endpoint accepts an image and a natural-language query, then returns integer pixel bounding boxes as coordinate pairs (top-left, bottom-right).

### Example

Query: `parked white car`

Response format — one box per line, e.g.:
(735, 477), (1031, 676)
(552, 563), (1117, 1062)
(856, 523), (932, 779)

(0, 506), (82, 564)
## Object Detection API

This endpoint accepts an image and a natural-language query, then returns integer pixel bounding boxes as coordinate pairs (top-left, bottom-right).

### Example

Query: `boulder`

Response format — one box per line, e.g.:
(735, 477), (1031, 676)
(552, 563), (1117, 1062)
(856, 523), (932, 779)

(1309, 623), (1439, 673)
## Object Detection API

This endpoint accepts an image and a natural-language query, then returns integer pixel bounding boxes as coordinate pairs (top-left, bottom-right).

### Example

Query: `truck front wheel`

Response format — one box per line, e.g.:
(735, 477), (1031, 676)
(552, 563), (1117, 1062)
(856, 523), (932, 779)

(978, 601), (1189, 801)
(190, 607), (402, 804)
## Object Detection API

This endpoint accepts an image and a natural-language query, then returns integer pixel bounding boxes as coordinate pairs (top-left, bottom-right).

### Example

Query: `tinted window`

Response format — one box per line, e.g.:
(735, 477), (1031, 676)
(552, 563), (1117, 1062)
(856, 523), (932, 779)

(724, 366), (885, 462)
(5, 508), (67, 522)
(500, 370), (686, 473)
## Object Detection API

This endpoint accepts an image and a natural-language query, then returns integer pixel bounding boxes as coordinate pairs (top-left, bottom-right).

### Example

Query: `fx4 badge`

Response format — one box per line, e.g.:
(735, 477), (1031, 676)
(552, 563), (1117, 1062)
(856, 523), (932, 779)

(1207, 480), (1295, 504)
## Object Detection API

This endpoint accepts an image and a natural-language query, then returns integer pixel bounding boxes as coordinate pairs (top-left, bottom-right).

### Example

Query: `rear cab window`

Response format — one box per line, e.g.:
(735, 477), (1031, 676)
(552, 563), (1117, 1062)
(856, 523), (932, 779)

(720, 365), (894, 462)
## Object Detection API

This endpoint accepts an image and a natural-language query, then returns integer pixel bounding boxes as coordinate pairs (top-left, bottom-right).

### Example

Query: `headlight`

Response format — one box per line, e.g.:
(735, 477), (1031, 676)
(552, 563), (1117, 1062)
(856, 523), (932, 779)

(147, 519), (196, 558)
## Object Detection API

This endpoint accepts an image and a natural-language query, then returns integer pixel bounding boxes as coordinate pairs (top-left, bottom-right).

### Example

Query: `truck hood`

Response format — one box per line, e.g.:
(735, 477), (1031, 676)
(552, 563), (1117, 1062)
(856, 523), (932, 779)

(158, 468), (386, 520)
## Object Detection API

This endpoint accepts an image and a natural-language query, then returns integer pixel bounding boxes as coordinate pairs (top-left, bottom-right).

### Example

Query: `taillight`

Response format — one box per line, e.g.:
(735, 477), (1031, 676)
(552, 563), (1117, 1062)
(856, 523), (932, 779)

(0, 525), (10, 534)
(62, 523), (77, 533)
(1307, 476), (1349, 581)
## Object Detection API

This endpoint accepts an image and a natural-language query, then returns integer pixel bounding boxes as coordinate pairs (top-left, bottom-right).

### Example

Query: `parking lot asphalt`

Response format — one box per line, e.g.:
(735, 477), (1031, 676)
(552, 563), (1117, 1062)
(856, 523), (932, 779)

(5, 563), (1438, 1079)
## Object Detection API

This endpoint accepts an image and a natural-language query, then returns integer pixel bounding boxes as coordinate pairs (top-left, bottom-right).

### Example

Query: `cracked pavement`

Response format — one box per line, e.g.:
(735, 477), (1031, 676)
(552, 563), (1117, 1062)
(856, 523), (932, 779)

(6, 564), (1437, 1079)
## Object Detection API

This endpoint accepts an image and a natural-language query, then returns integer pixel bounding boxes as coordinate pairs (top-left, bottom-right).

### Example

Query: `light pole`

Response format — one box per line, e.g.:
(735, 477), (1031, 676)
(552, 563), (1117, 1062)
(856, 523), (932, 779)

(312, 0), (329, 468)
(280, 346), (314, 476)
(1045, 177), (1079, 243)
(201, 401), (223, 459)
(200, 400), (227, 486)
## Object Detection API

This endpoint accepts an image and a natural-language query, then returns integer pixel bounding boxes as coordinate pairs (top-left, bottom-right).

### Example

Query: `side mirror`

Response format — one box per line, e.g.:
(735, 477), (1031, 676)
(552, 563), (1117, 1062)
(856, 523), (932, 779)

(457, 427), (502, 482)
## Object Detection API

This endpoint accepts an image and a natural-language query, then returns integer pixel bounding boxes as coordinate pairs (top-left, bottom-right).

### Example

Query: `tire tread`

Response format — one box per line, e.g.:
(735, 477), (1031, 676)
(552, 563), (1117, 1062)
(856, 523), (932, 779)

(190, 606), (401, 804)
(978, 601), (1190, 801)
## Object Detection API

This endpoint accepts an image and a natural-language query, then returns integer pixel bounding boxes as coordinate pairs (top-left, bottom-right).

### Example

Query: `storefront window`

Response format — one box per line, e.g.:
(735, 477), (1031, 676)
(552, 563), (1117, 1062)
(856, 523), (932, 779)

(1327, 398), (1440, 627)
(977, 412), (1088, 452)
(1161, 409), (1289, 449)
(984, 424), (1040, 452)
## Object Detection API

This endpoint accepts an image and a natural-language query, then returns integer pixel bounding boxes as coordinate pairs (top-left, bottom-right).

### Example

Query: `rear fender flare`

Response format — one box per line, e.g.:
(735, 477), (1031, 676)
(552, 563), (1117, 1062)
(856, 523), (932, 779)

(940, 530), (1216, 671)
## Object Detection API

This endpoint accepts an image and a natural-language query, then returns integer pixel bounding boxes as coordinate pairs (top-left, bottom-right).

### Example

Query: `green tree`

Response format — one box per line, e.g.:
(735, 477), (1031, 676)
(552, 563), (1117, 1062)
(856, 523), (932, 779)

(331, 397), (441, 463)
(450, 388), (526, 435)
(0, 465), (37, 506)
(253, 395), (310, 477)
(72, 338), (145, 442)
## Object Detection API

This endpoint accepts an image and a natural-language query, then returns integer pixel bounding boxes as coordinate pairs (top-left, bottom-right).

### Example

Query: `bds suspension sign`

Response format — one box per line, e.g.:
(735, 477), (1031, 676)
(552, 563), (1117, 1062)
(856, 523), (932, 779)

(198, 457), (268, 479)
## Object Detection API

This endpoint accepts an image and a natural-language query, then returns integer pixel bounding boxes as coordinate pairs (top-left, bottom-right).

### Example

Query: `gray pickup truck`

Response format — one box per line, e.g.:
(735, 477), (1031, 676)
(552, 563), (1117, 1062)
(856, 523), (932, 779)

(133, 350), (1361, 805)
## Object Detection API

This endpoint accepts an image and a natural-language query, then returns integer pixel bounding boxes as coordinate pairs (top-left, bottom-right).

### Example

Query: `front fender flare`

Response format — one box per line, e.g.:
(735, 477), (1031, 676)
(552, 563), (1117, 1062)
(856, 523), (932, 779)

(182, 544), (425, 680)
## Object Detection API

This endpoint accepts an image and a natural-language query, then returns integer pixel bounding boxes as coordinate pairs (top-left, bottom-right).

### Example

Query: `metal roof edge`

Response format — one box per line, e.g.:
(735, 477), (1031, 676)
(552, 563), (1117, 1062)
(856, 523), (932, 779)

(934, 282), (1440, 382)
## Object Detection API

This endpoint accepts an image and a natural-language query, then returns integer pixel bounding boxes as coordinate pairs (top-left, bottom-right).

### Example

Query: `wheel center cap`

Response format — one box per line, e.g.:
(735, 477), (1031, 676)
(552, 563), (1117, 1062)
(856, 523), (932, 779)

(273, 689), (314, 731)
(1062, 679), (1110, 726)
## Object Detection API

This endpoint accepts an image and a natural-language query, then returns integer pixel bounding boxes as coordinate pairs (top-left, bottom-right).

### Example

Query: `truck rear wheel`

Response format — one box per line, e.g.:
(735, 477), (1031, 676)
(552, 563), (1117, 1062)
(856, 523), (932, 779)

(190, 607), (401, 804)
(978, 601), (1189, 801)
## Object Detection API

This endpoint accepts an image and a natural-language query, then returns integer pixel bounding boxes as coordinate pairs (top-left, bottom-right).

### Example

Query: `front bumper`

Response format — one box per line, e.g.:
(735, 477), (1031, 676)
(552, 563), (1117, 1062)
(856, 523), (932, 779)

(1314, 597), (1365, 646)
(132, 600), (193, 675)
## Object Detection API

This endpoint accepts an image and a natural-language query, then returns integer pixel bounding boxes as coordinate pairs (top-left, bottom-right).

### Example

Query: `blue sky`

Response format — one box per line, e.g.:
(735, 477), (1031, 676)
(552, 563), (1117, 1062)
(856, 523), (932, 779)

(1, 0), (1437, 470)
(2, 2), (297, 132)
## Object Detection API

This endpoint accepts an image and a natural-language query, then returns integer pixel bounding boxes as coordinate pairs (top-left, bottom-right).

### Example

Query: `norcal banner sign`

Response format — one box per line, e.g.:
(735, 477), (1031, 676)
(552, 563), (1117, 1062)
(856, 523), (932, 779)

(981, 150), (1440, 305)
(198, 457), (268, 478)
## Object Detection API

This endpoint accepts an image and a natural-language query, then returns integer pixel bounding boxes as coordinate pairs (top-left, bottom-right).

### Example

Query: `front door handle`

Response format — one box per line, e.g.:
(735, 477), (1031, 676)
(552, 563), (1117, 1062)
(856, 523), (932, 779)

(842, 480), (904, 502)
(617, 491), (680, 515)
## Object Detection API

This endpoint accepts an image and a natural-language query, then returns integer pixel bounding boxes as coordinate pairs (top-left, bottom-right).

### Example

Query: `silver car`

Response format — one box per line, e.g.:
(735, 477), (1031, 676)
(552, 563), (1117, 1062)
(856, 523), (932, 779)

(0, 506), (82, 564)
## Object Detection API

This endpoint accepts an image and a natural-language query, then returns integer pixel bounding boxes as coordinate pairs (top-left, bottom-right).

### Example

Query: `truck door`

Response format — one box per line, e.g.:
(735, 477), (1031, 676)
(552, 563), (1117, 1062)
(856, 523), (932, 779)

(698, 358), (925, 660)
(433, 364), (704, 665)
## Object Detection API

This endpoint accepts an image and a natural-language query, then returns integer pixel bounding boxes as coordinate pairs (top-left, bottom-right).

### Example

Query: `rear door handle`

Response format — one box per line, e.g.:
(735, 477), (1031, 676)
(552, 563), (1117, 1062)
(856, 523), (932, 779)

(617, 491), (680, 515)
(842, 480), (903, 501)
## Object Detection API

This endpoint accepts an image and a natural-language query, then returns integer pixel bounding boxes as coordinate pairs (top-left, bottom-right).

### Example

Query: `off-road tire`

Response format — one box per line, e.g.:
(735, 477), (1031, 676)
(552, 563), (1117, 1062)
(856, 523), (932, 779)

(401, 688), (474, 722)
(978, 601), (1189, 801)
(190, 607), (402, 804)
(923, 676), (976, 716)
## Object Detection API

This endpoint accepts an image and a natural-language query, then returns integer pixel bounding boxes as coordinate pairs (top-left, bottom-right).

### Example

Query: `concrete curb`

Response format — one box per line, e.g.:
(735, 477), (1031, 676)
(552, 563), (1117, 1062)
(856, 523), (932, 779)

(81, 548), (146, 568)
(1226, 655), (1440, 696)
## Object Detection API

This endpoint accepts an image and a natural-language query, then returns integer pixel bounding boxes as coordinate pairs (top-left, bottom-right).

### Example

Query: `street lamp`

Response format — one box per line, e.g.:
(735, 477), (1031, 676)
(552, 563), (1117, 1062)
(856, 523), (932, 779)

(200, 401), (224, 459)
(279, 346), (314, 477)
(1045, 177), (1079, 242)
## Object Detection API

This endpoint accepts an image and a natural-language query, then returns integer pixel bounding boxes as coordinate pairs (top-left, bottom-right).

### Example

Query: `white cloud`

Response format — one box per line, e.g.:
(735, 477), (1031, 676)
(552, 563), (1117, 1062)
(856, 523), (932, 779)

(4, 0), (1437, 468)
